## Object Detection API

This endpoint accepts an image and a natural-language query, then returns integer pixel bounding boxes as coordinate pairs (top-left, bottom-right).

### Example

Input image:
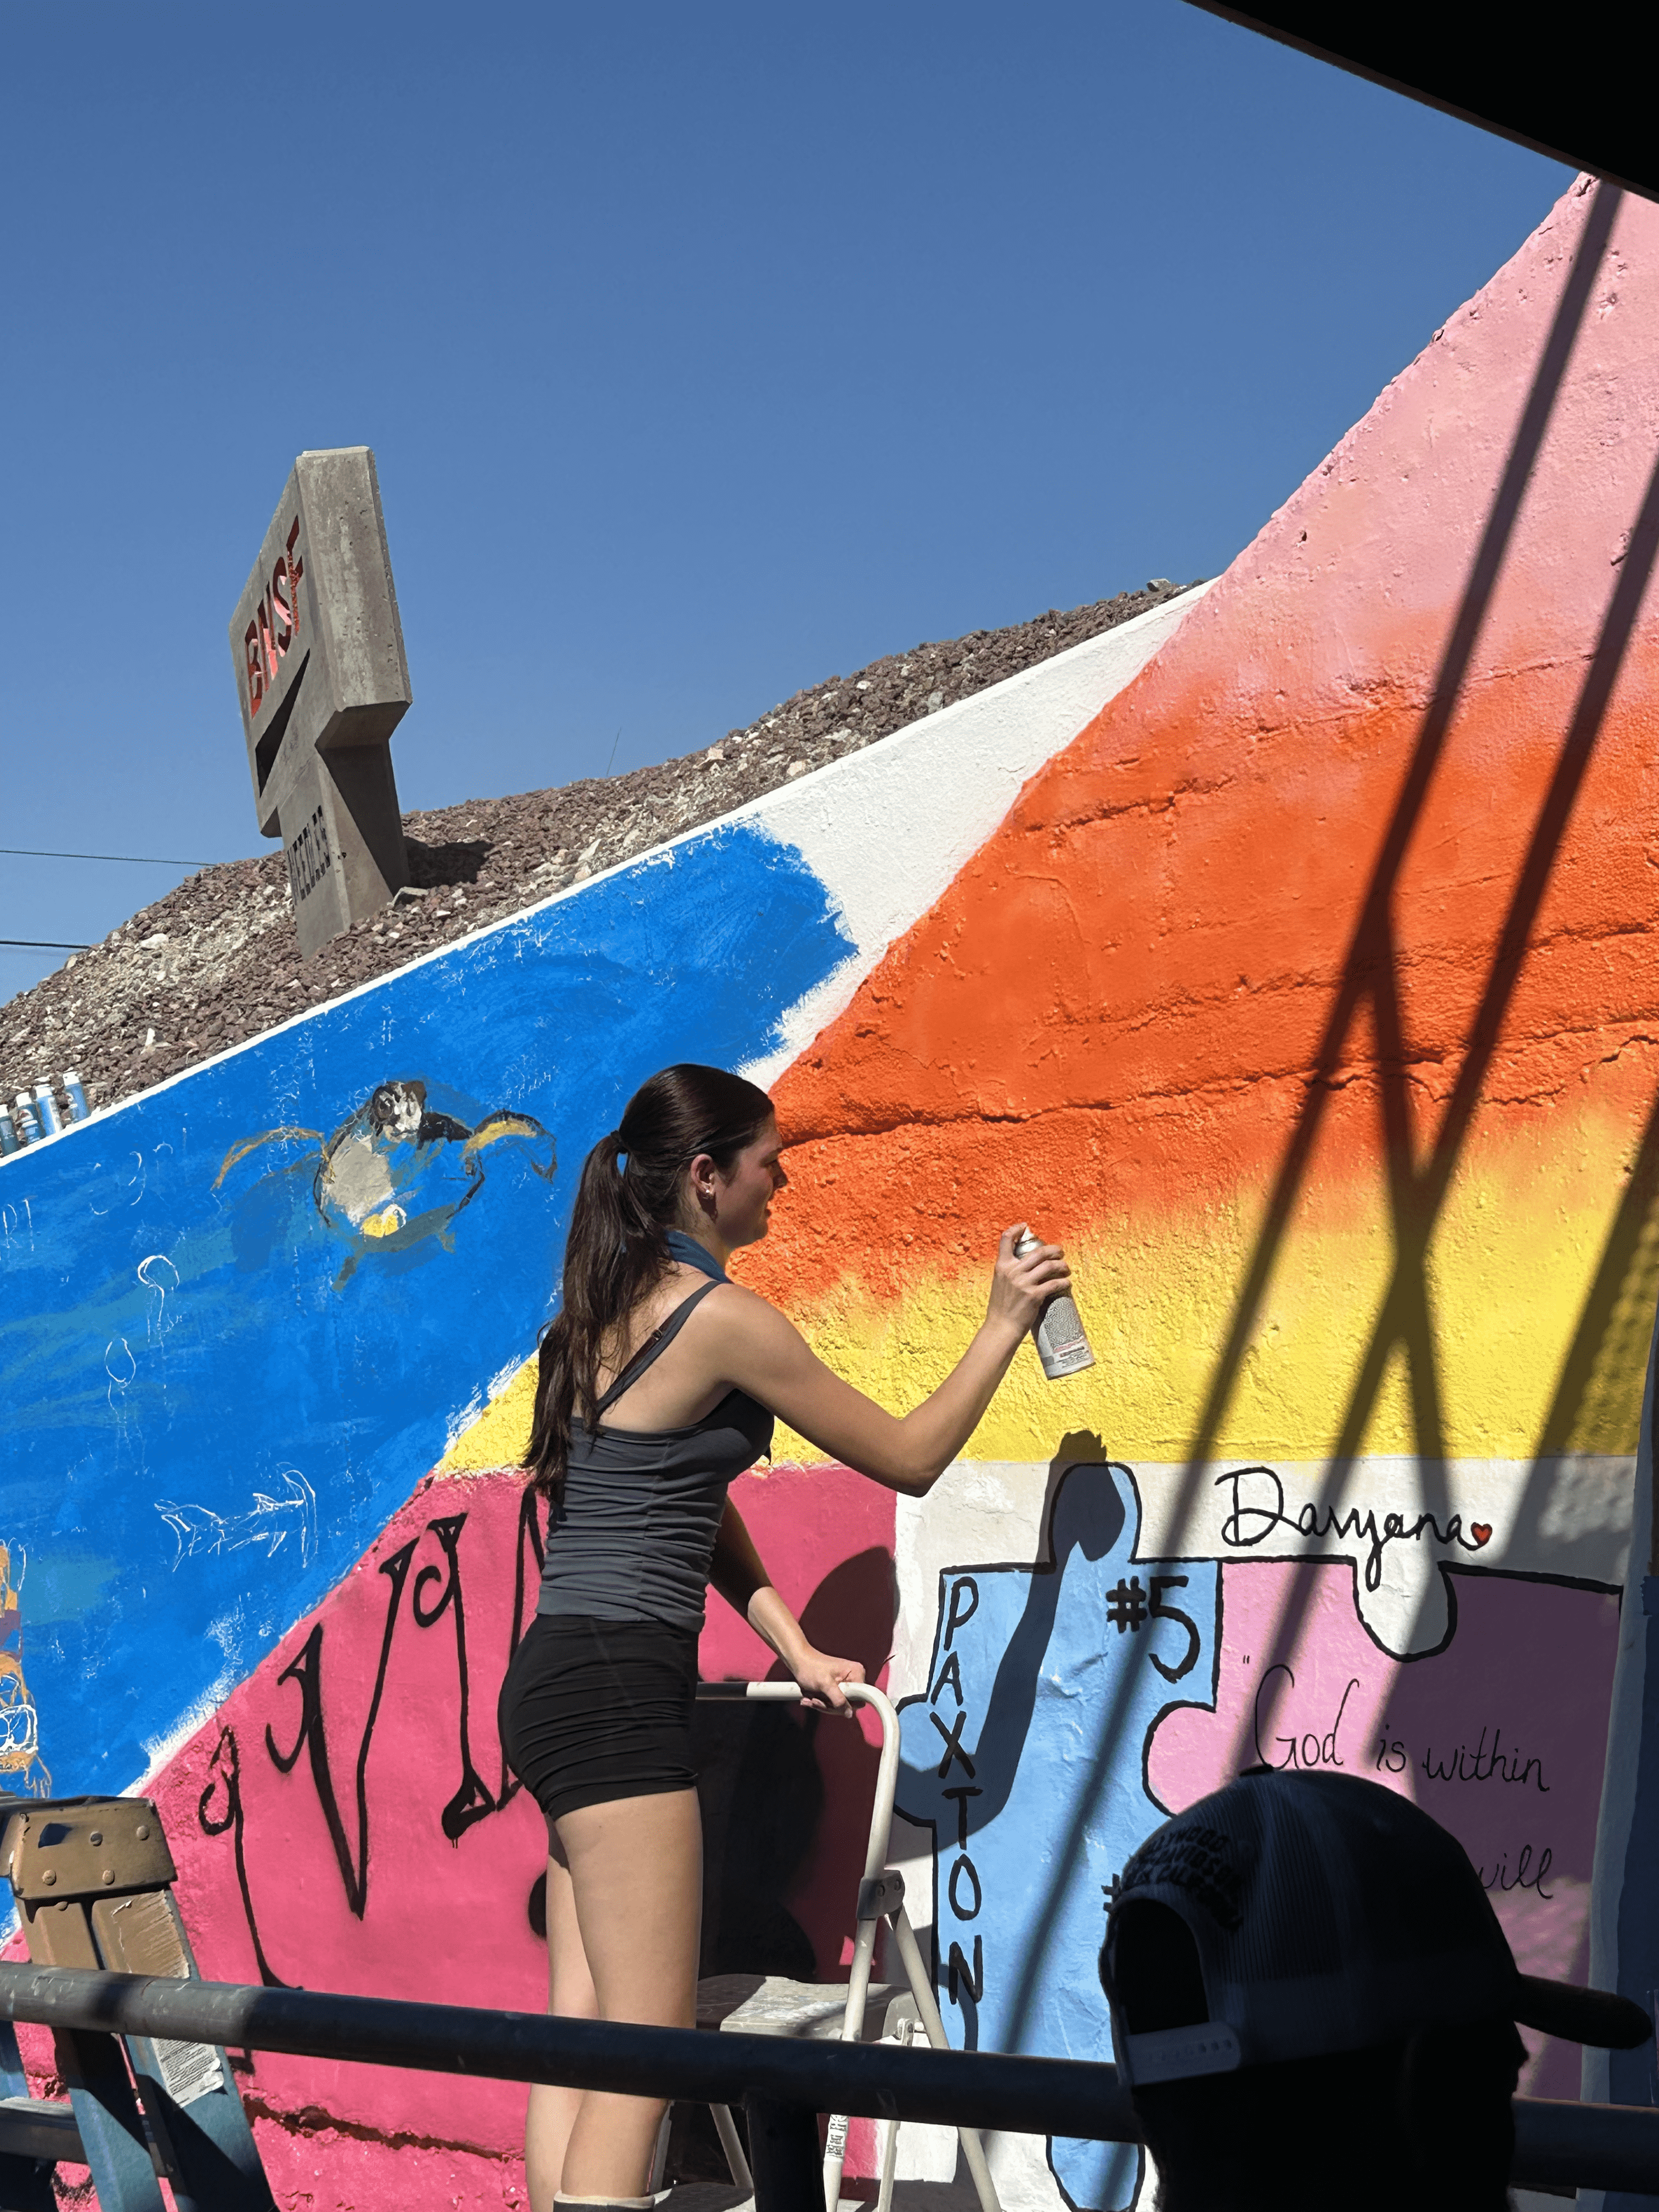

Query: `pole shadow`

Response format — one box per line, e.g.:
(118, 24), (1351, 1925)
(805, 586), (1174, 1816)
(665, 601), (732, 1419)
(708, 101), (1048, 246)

(992, 178), (1659, 2061)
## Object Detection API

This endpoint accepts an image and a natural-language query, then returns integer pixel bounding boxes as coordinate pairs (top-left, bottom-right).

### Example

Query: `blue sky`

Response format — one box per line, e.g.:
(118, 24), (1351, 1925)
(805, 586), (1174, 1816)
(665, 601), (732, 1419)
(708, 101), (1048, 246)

(1, 2), (1568, 995)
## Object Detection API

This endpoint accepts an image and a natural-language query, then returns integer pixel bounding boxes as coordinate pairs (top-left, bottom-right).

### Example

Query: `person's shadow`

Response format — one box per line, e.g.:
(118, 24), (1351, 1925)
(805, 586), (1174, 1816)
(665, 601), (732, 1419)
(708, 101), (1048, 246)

(670, 1546), (898, 2185)
(696, 1544), (899, 1980)
(897, 1432), (1124, 1840)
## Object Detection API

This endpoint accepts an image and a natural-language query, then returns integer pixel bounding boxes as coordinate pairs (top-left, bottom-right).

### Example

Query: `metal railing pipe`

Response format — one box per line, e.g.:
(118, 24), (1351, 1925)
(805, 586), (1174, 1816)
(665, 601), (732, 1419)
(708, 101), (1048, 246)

(0, 1963), (1135, 2143)
(4, 1963), (1658, 2194)
(1511, 2095), (1659, 2194)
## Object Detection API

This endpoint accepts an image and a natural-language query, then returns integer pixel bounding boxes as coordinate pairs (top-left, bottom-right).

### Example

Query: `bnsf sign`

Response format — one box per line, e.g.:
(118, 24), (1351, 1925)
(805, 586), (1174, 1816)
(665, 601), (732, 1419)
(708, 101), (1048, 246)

(244, 517), (304, 716)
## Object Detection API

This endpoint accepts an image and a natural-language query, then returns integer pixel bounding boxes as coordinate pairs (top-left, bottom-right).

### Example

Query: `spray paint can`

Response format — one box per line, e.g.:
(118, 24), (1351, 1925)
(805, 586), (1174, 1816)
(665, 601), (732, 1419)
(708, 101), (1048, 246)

(32, 1080), (63, 1138)
(1014, 1226), (1096, 1380)
(12, 1092), (41, 1146)
(0, 1103), (16, 1156)
(61, 1071), (88, 1122)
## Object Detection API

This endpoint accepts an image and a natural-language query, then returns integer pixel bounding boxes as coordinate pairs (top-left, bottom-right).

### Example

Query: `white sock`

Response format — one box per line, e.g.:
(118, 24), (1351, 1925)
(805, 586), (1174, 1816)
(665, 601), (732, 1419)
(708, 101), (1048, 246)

(554, 2194), (656, 2209)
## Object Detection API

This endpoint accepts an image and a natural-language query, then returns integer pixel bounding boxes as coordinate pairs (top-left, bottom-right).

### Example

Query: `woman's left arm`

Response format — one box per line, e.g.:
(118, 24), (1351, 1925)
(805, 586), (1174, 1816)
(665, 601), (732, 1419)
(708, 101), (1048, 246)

(710, 1499), (866, 1714)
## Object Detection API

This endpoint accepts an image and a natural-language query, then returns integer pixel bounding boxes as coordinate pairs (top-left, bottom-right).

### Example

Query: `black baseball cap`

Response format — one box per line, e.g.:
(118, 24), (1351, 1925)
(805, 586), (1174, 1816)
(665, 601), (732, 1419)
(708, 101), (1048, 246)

(1100, 1769), (1650, 2086)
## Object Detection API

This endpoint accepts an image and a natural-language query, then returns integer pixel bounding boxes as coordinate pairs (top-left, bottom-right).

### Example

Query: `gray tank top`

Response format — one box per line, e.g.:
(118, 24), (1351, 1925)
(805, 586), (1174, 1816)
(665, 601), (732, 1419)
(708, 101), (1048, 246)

(536, 1282), (775, 1630)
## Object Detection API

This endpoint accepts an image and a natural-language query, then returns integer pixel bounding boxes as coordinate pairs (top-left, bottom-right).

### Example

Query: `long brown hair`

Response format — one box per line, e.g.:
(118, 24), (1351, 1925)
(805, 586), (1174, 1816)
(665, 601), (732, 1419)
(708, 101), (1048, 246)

(524, 1063), (774, 1503)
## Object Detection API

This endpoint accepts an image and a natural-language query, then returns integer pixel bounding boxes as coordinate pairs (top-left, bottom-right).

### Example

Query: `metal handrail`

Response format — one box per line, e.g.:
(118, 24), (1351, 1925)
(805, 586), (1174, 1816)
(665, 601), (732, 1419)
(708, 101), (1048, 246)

(0, 1961), (1123, 2135)
(3, 1963), (1659, 2196)
(696, 1677), (899, 1886)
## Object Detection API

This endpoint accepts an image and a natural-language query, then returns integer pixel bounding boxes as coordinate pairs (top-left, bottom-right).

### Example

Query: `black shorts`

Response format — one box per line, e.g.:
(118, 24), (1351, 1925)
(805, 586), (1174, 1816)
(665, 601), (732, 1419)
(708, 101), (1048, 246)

(498, 1613), (701, 1826)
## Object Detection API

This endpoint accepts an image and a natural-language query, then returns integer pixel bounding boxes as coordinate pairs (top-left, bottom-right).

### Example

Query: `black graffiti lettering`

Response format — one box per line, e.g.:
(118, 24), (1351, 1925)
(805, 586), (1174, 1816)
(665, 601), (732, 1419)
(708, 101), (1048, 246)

(208, 1498), (550, 1955)
(929, 1707), (977, 1780)
(1375, 1730), (1408, 1776)
(198, 1725), (287, 1988)
(1251, 1664), (1358, 1773)
(944, 1577), (979, 1651)
(943, 1784), (981, 1851)
(948, 1854), (983, 1921)
(932, 1649), (964, 1707)
(264, 1537), (417, 1917)
(947, 1936), (984, 2007)
(1148, 1575), (1201, 1684)
(497, 1486), (546, 1808)
(412, 1513), (497, 1841)
(1216, 1464), (1286, 1547)
(1214, 1465), (1487, 1592)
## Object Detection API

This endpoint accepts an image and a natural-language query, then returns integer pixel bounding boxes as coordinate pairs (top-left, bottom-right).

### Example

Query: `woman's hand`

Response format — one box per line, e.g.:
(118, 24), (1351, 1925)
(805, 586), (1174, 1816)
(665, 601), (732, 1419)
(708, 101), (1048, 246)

(789, 1647), (867, 1715)
(985, 1223), (1071, 1342)
(701, 1224), (1082, 1498)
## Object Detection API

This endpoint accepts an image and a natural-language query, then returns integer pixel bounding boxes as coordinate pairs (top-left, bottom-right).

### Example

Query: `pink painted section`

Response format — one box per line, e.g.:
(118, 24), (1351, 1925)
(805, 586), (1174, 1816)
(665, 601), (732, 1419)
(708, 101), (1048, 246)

(702, 1462), (898, 1983)
(247, 2118), (526, 2212)
(1149, 1562), (1620, 2095)
(150, 1472), (549, 2153)
(84, 1459), (899, 2186)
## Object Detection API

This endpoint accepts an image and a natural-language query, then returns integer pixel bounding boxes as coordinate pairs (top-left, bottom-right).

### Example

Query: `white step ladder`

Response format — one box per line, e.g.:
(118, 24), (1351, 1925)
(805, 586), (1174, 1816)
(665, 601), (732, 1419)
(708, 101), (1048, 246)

(690, 1680), (1000, 2212)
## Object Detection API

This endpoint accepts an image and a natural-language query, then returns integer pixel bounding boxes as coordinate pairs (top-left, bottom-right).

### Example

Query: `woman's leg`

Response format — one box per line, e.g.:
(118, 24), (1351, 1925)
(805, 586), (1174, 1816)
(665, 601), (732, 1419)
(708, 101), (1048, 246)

(555, 1787), (703, 2201)
(526, 1829), (599, 2212)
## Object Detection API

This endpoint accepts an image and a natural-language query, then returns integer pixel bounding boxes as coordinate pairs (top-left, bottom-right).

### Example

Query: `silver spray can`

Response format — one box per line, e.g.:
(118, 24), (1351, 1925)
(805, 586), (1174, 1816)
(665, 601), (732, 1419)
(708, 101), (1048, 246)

(1014, 1226), (1095, 1379)
(62, 1070), (88, 1122)
(12, 1092), (40, 1146)
(32, 1080), (63, 1137)
(0, 1103), (17, 1156)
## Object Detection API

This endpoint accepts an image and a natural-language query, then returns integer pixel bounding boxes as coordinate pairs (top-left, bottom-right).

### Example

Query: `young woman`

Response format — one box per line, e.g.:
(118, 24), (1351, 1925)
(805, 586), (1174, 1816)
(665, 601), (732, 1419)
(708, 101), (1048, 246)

(500, 1063), (1070, 2212)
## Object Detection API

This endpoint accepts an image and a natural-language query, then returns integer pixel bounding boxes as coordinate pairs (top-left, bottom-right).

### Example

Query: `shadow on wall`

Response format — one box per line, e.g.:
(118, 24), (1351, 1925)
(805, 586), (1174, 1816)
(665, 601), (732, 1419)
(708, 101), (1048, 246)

(667, 1547), (898, 2188)
(895, 1442), (1218, 2212)
(593, 1545), (902, 1984)
(897, 1435), (1126, 1833)
(989, 174), (1659, 2072)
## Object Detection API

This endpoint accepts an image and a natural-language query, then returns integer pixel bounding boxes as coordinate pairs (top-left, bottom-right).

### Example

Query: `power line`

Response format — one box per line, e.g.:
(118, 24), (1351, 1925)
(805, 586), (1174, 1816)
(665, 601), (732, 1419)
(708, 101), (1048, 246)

(0, 845), (208, 866)
(2, 939), (92, 951)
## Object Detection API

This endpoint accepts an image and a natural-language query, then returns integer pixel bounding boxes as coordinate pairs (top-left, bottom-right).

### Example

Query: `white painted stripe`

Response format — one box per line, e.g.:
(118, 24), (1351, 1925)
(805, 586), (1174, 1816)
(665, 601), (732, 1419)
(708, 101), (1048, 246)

(737, 585), (1214, 1085)
(892, 1453), (1632, 1678)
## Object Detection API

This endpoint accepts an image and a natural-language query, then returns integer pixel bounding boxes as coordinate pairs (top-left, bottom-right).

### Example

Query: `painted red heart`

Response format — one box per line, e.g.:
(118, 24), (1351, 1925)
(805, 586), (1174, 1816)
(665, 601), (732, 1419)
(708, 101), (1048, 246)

(1471, 1522), (1492, 1547)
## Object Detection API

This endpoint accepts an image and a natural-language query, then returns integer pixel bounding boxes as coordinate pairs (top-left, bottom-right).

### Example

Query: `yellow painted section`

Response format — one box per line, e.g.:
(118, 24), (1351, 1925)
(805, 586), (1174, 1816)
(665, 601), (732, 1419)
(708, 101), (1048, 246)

(769, 1113), (1651, 1468)
(441, 1353), (539, 1471)
(434, 1105), (1653, 1475)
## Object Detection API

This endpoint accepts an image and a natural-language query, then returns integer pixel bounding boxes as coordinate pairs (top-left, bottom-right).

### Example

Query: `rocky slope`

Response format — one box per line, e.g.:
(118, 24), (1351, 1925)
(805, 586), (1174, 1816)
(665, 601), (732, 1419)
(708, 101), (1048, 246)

(2, 580), (1198, 1118)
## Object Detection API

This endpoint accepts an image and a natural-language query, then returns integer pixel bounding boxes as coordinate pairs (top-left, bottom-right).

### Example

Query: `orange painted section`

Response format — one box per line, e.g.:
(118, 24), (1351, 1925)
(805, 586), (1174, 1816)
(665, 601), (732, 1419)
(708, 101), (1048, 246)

(746, 177), (1659, 1476)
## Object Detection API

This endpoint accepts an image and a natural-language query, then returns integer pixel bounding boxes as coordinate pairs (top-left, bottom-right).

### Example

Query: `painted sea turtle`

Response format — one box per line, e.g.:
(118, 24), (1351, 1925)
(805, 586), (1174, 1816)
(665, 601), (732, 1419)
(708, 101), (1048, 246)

(216, 1078), (555, 1287)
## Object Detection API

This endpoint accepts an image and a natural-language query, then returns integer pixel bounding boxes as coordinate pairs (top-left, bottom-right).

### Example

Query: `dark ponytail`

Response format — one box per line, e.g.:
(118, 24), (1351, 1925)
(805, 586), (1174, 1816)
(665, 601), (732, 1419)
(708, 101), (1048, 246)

(524, 1064), (774, 1503)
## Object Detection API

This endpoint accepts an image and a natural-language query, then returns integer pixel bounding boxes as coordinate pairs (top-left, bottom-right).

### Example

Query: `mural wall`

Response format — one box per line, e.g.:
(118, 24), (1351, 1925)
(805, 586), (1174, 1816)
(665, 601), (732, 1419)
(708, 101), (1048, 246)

(4, 173), (1659, 2212)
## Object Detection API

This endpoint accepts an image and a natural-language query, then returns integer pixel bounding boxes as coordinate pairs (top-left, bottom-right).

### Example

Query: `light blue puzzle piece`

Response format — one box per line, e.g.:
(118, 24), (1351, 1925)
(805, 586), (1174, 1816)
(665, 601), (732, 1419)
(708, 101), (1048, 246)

(897, 1461), (1218, 2212)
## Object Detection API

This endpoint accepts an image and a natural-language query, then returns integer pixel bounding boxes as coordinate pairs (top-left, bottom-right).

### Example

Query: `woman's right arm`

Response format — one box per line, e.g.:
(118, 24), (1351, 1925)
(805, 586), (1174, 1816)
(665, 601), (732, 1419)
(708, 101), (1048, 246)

(715, 1226), (1070, 1496)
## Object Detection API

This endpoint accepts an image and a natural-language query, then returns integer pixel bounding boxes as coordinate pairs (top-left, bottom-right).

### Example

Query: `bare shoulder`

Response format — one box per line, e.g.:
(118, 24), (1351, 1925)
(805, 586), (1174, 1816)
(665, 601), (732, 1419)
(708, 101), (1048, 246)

(696, 1280), (787, 1327)
(691, 1281), (806, 1353)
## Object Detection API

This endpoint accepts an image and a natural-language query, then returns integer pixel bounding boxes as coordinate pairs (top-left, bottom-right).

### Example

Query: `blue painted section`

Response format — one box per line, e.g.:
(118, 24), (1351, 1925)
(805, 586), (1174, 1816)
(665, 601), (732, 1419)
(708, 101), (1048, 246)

(0, 824), (853, 1799)
(896, 1463), (1218, 2212)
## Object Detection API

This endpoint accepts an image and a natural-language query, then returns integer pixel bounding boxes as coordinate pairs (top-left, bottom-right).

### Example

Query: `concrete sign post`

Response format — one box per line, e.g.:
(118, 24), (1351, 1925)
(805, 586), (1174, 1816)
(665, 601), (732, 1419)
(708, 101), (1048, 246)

(229, 448), (412, 958)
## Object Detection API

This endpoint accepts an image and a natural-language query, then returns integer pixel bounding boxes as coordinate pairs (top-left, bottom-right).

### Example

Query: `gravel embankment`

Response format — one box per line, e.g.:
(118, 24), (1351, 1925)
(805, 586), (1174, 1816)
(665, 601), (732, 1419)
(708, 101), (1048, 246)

(2, 580), (1199, 1117)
